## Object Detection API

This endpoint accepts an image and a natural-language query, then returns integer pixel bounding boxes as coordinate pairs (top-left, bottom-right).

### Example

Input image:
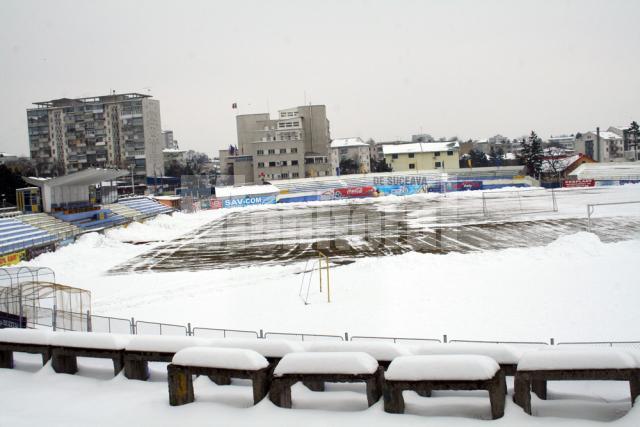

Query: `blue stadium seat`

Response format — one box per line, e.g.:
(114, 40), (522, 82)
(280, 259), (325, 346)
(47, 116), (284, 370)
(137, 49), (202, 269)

(0, 218), (58, 255)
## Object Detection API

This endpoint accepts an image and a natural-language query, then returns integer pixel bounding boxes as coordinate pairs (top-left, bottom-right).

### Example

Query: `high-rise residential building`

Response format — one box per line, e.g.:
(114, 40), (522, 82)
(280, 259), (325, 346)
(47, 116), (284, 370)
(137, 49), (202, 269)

(221, 105), (331, 184)
(26, 93), (164, 183)
(162, 130), (179, 149)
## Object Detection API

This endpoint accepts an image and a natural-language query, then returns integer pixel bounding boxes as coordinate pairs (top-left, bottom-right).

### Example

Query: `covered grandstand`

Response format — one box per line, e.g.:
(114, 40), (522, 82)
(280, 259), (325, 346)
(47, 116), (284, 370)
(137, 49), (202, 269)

(569, 162), (640, 183)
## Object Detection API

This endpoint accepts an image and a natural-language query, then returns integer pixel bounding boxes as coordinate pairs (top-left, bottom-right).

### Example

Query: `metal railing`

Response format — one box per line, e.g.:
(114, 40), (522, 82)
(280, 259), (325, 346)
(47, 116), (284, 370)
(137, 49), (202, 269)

(264, 331), (344, 341)
(18, 306), (640, 349)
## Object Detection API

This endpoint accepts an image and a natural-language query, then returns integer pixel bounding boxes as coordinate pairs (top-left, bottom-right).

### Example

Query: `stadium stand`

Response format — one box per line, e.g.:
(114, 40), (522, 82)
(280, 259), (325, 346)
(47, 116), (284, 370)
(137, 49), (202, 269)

(0, 217), (58, 255)
(17, 213), (81, 241)
(117, 197), (174, 218)
(52, 209), (128, 231)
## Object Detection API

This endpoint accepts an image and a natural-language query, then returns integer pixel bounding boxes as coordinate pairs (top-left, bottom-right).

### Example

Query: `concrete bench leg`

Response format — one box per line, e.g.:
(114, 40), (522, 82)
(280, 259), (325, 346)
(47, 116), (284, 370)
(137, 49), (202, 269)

(303, 380), (325, 391)
(124, 359), (149, 381)
(630, 372), (640, 406)
(208, 372), (232, 385)
(168, 365), (194, 406)
(112, 356), (124, 376)
(252, 371), (269, 404)
(366, 372), (382, 407)
(269, 378), (292, 408)
(489, 371), (506, 419)
(532, 378), (547, 400)
(52, 352), (78, 374)
(0, 350), (14, 369)
(383, 382), (405, 414)
(41, 349), (52, 366)
(513, 374), (532, 415)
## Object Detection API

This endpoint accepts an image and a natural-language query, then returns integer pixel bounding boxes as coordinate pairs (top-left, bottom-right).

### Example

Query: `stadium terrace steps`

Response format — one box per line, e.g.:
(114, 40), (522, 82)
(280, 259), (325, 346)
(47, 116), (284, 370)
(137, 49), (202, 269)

(104, 203), (143, 220)
(0, 217), (58, 255)
(116, 197), (173, 218)
(17, 213), (81, 239)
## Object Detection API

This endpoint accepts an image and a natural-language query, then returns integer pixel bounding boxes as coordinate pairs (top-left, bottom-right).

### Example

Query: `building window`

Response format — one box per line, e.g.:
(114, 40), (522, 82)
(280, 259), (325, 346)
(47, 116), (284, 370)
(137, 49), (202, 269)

(435, 161), (442, 168)
(279, 148), (286, 154)
(408, 153), (415, 158)
(281, 172), (289, 179)
(291, 160), (298, 166)
(409, 163), (416, 169)
(281, 160), (288, 166)
(447, 151), (453, 156)
(392, 154), (398, 159)
(268, 149), (275, 154)
(292, 172), (299, 178)
(269, 161), (276, 167)
(291, 147), (298, 153)
(257, 162), (265, 167)
(256, 149), (264, 155)
(434, 152), (441, 157)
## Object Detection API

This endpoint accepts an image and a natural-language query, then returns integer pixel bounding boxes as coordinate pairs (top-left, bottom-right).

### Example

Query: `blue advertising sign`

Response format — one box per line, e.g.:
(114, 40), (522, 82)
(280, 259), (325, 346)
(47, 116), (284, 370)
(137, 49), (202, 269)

(222, 195), (277, 208)
(375, 185), (425, 196)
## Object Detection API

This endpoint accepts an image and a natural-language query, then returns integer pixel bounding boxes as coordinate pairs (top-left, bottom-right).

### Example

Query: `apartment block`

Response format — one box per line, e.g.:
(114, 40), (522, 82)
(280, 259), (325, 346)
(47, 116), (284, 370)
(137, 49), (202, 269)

(26, 93), (164, 183)
(222, 105), (331, 184)
(383, 141), (460, 172)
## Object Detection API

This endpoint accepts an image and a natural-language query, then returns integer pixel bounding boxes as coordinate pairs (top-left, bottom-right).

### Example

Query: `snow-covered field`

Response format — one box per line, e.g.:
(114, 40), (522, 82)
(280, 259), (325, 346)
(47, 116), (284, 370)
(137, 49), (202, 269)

(4, 185), (640, 426)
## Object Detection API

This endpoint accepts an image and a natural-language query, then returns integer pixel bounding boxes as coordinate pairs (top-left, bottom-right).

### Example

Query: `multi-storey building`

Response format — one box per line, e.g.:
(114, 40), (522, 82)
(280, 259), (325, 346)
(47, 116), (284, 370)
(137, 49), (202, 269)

(330, 137), (371, 175)
(26, 93), (164, 183)
(221, 105), (331, 184)
(162, 130), (179, 149)
(575, 129), (625, 162)
(383, 141), (460, 172)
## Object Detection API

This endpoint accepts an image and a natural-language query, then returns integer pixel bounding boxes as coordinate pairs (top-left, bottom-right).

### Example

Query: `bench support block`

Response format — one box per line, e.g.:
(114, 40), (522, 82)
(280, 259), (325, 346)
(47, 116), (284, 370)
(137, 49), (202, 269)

(0, 350), (14, 369)
(124, 359), (150, 381)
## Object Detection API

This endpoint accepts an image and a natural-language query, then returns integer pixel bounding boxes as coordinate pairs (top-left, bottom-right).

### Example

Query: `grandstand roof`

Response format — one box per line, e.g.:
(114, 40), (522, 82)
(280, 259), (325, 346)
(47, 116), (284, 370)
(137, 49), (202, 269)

(23, 168), (129, 187)
(570, 162), (640, 180)
(215, 184), (279, 198)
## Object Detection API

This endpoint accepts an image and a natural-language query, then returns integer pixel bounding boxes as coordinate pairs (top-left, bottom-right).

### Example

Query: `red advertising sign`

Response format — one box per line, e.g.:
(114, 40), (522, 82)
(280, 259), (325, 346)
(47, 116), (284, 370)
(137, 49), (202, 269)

(562, 179), (595, 188)
(333, 186), (377, 199)
(210, 198), (223, 209)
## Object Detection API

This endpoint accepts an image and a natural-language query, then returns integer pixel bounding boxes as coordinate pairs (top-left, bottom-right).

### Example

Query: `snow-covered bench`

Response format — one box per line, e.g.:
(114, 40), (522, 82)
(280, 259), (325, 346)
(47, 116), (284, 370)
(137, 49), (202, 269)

(414, 343), (523, 376)
(208, 338), (304, 383)
(305, 341), (412, 391)
(513, 349), (640, 415)
(0, 328), (52, 369)
(383, 355), (506, 419)
(269, 352), (383, 408)
(167, 347), (270, 406)
(50, 331), (130, 376)
(123, 335), (211, 380)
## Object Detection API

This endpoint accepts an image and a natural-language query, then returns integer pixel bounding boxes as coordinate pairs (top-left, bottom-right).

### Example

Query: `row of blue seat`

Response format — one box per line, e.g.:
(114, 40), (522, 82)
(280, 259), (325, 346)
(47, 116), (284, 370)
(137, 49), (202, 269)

(0, 218), (58, 255)
(119, 198), (173, 216)
(76, 214), (128, 230)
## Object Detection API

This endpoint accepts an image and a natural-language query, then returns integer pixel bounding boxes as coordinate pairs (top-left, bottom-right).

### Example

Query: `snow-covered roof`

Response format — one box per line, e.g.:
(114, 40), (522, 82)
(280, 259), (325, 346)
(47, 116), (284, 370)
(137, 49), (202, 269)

(163, 148), (186, 154)
(582, 131), (621, 140)
(23, 168), (129, 188)
(541, 154), (581, 173)
(570, 162), (640, 180)
(330, 137), (368, 149)
(382, 141), (459, 155)
(214, 184), (279, 198)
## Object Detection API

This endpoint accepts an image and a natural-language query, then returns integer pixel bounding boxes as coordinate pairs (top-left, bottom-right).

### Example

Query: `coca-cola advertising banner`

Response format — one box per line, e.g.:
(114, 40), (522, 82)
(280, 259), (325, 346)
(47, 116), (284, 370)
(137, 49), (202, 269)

(333, 186), (377, 199)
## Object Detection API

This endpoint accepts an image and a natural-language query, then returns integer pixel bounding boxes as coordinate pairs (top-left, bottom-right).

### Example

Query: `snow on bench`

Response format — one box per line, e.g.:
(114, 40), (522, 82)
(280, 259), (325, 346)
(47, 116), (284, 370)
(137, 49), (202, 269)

(308, 341), (412, 364)
(168, 347), (270, 406)
(273, 352), (379, 376)
(414, 343), (522, 365)
(125, 335), (210, 353)
(385, 355), (500, 381)
(209, 338), (304, 359)
(269, 352), (383, 408)
(123, 335), (213, 381)
(49, 332), (131, 376)
(383, 355), (506, 419)
(0, 329), (53, 369)
(0, 328), (51, 345)
(513, 349), (640, 415)
(517, 349), (637, 371)
(50, 331), (130, 350)
(172, 347), (269, 371)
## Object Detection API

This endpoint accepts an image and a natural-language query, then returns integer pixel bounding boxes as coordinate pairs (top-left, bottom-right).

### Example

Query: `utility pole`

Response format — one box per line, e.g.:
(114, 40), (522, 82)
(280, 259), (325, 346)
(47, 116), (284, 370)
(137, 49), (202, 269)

(130, 164), (135, 195)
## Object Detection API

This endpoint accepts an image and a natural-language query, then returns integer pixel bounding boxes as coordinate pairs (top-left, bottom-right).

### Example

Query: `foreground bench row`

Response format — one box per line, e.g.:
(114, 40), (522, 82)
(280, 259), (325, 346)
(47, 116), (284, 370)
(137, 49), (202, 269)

(168, 347), (506, 418)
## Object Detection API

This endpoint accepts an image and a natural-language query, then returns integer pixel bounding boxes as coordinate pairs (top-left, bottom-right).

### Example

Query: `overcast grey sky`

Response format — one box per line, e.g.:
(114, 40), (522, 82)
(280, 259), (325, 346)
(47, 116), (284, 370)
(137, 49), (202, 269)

(1, 0), (639, 156)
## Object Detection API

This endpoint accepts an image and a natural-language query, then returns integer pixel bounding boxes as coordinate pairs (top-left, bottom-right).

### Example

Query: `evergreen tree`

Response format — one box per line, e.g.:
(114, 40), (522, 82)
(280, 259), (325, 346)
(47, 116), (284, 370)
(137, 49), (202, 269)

(519, 131), (543, 178)
(628, 121), (639, 160)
